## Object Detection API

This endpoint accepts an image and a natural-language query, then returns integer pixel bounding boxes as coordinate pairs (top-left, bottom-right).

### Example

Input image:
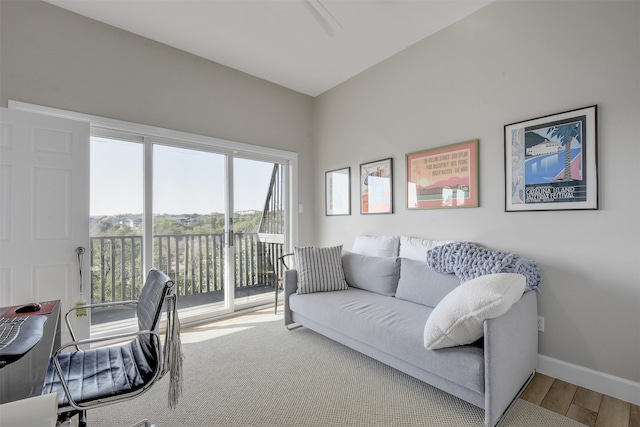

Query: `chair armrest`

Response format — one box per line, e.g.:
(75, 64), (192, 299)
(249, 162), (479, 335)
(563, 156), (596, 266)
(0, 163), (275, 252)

(64, 300), (138, 348)
(483, 291), (538, 427)
(67, 300), (138, 313)
(284, 269), (298, 326)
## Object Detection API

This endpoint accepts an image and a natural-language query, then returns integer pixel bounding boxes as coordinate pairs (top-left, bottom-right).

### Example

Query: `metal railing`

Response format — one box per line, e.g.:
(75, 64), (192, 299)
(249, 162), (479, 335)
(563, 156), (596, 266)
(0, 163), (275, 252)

(90, 232), (285, 305)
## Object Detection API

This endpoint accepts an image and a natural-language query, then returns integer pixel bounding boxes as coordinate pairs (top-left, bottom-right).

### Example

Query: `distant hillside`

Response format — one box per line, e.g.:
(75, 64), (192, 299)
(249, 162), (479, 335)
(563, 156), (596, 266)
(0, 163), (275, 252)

(90, 211), (266, 236)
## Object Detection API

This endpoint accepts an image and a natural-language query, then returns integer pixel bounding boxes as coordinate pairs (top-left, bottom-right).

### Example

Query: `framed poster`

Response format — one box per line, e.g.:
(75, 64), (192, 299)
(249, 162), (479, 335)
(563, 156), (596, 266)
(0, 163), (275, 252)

(325, 167), (351, 216)
(504, 105), (598, 211)
(360, 158), (393, 214)
(406, 140), (479, 209)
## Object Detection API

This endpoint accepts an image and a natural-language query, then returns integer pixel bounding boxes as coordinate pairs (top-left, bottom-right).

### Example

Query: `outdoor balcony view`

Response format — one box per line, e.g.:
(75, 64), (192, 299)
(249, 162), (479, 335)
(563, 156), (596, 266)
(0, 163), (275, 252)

(90, 137), (287, 327)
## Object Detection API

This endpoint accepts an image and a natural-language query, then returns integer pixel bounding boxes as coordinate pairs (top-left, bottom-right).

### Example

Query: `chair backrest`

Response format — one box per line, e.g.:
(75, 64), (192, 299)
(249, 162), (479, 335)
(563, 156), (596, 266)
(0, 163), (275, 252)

(278, 253), (294, 270)
(136, 268), (174, 362)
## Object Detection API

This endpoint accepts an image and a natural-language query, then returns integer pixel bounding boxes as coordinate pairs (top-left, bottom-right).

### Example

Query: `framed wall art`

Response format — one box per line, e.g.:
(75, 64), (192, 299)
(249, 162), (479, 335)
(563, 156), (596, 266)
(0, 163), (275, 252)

(325, 167), (351, 216)
(406, 140), (479, 209)
(504, 105), (598, 211)
(360, 158), (393, 214)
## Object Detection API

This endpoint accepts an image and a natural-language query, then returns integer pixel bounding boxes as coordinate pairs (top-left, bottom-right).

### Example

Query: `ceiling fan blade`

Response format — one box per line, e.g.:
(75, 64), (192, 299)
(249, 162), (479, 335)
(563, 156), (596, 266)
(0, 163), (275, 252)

(302, 0), (343, 37)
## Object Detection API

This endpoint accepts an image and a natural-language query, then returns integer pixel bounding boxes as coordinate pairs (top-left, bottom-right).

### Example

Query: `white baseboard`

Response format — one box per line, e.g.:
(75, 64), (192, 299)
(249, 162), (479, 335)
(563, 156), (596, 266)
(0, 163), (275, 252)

(537, 354), (640, 406)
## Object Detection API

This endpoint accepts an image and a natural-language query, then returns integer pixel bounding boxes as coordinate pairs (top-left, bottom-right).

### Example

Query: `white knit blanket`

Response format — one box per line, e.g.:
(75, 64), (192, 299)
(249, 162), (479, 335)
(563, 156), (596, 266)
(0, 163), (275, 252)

(426, 242), (542, 292)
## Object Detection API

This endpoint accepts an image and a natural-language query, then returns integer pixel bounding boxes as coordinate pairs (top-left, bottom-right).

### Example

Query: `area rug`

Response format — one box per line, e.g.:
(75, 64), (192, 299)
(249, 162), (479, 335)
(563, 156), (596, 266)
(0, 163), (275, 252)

(90, 310), (585, 426)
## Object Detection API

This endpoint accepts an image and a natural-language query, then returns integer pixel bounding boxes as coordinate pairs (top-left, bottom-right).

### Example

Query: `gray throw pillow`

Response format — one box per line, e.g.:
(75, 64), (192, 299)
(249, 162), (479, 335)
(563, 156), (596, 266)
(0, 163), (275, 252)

(342, 250), (400, 296)
(294, 245), (348, 294)
(395, 258), (460, 307)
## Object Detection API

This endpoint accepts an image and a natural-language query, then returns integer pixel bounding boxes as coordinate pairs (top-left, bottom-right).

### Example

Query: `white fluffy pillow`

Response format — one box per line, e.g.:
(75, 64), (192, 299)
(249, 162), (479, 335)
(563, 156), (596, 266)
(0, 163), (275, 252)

(351, 235), (399, 258)
(424, 273), (526, 350)
(398, 236), (454, 262)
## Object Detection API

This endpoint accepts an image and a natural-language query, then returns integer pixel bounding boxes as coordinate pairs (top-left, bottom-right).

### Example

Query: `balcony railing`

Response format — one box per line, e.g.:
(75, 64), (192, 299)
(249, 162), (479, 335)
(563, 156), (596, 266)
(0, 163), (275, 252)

(90, 232), (285, 308)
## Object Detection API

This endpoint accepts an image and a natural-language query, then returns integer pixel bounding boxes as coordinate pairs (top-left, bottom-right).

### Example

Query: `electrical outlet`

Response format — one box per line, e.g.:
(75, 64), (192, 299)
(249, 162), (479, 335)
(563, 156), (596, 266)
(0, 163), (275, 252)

(537, 316), (545, 332)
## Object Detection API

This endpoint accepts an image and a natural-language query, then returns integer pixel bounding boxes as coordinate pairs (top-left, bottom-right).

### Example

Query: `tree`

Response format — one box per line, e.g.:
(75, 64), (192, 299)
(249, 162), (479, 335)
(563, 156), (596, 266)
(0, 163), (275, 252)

(234, 212), (261, 233)
(546, 123), (580, 181)
(153, 217), (186, 235)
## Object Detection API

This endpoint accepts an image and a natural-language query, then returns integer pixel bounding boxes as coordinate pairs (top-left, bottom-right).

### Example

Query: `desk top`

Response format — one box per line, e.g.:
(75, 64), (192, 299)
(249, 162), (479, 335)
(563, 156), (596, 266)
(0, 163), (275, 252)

(0, 300), (60, 404)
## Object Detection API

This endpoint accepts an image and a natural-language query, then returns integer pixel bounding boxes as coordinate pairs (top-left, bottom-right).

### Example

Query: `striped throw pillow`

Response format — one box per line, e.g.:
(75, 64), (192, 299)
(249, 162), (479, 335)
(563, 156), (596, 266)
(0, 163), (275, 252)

(294, 245), (348, 294)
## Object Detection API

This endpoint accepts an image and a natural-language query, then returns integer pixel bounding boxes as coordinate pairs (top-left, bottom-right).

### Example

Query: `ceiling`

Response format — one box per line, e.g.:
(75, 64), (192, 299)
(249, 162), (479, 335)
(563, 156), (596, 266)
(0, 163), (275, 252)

(44, 0), (494, 97)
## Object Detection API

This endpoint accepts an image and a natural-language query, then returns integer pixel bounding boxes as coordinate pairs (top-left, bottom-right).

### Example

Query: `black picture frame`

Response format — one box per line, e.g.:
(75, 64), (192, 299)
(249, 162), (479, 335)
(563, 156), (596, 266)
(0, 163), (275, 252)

(504, 105), (598, 211)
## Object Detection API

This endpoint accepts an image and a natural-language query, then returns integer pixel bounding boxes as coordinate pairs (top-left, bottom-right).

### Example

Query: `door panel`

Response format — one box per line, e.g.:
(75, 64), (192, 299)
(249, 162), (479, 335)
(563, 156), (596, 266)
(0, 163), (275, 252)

(152, 144), (230, 319)
(0, 108), (90, 342)
(89, 136), (144, 329)
(233, 158), (287, 309)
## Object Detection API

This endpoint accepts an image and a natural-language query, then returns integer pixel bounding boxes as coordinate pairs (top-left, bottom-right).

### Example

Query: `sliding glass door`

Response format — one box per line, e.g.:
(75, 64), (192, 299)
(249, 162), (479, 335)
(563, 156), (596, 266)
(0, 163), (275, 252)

(153, 144), (229, 316)
(89, 135), (144, 329)
(232, 158), (287, 309)
(90, 135), (289, 333)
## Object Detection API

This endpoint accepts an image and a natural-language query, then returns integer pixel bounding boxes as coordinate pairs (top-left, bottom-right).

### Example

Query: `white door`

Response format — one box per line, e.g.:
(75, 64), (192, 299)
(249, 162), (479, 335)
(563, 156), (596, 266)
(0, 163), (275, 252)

(0, 108), (90, 343)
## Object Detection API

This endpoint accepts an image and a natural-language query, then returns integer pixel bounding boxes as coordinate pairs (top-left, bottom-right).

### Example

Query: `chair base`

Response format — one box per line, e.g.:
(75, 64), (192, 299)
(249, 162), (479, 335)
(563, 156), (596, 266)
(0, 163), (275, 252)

(56, 411), (153, 427)
(56, 410), (85, 426)
(131, 419), (153, 427)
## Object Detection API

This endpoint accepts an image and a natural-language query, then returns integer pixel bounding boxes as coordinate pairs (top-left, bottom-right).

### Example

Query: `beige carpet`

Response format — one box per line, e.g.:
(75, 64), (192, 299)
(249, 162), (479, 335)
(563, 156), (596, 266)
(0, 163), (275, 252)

(90, 310), (585, 427)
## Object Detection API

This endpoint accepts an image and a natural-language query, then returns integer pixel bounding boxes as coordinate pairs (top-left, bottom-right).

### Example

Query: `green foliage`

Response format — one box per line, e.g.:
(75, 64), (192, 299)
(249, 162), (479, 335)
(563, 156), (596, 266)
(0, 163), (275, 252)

(90, 212), (263, 237)
(89, 211), (279, 304)
(234, 213), (261, 233)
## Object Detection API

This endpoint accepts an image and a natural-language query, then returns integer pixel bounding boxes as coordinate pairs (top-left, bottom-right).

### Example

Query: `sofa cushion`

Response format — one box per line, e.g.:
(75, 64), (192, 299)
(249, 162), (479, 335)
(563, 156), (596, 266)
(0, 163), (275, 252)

(351, 235), (399, 258)
(424, 273), (526, 350)
(399, 235), (454, 262)
(289, 288), (485, 393)
(294, 245), (348, 294)
(395, 258), (460, 307)
(342, 251), (400, 297)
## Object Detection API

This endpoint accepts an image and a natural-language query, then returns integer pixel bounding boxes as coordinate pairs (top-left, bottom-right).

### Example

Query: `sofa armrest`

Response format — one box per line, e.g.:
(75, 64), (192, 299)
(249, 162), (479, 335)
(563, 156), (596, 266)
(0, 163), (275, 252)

(483, 291), (538, 427)
(284, 269), (298, 326)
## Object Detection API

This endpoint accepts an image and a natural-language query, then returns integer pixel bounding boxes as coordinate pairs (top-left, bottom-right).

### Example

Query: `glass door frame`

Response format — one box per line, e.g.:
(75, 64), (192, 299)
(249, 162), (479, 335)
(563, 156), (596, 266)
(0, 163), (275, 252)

(148, 140), (234, 321)
(230, 154), (290, 312)
(10, 101), (299, 326)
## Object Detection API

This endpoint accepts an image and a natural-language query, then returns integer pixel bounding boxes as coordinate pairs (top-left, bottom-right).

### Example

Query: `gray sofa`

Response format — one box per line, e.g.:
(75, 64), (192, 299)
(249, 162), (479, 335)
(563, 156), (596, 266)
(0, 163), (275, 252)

(284, 235), (539, 427)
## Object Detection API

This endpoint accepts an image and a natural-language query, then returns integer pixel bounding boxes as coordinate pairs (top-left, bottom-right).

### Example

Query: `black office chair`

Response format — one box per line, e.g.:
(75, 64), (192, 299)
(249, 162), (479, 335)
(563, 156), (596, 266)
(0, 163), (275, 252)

(42, 268), (183, 427)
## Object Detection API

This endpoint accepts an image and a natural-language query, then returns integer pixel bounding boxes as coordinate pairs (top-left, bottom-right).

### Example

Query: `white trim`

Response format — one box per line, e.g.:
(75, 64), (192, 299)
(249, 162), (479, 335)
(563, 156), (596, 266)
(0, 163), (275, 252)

(8, 100), (297, 159)
(8, 100), (299, 251)
(538, 354), (640, 405)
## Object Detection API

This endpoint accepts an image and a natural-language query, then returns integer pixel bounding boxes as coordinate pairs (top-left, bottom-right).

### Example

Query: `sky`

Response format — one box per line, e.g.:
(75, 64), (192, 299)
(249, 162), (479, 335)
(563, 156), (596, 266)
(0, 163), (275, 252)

(90, 137), (275, 216)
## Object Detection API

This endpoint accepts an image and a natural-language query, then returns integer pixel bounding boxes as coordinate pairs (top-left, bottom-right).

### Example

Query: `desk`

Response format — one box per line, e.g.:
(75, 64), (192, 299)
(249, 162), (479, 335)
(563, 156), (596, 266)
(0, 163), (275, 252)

(0, 301), (60, 404)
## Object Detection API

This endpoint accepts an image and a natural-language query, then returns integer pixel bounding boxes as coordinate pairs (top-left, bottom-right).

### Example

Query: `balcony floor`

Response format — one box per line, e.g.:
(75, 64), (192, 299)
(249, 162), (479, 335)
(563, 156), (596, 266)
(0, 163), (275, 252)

(90, 284), (277, 325)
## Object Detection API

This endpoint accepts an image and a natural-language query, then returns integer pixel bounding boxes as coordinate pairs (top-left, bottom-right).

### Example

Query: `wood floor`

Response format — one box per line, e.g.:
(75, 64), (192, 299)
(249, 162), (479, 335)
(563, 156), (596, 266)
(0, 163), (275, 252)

(521, 372), (640, 427)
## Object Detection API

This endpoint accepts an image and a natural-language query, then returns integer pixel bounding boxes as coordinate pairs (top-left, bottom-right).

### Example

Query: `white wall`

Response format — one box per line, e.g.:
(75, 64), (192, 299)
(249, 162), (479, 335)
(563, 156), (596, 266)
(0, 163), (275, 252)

(314, 0), (640, 387)
(0, 0), (316, 245)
